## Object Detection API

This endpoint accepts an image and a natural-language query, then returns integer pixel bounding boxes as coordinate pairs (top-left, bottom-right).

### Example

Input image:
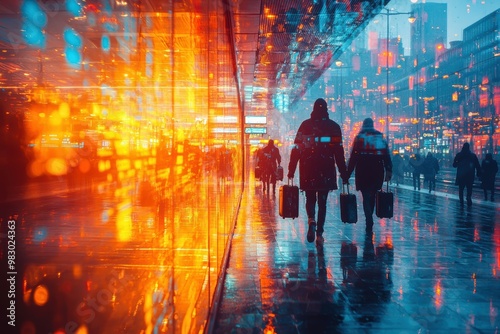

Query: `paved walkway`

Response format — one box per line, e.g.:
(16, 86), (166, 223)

(212, 176), (500, 333)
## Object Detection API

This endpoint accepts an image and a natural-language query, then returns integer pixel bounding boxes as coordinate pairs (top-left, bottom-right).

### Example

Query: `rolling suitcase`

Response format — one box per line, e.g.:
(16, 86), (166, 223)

(276, 165), (284, 181)
(376, 182), (393, 218)
(340, 184), (357, 224)
(255, 165), (262, 179)
(279, 180), (299, 219)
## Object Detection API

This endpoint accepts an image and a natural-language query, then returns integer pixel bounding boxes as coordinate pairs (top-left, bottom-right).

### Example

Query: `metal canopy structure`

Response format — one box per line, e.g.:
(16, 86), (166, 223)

(0, 0), (389, 115)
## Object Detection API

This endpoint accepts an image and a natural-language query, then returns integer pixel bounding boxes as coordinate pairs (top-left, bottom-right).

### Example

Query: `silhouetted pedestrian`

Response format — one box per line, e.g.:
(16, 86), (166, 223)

(480, 153), (498, 201)
(259, 139), (281, 194)
(422, 152), (440, 193)
(392, 153), (404, 186)
(288, 98), (347, 244)
(453, 142), (481, 206)
(409, 153), (424, 191)
(345, 118), (392, 232)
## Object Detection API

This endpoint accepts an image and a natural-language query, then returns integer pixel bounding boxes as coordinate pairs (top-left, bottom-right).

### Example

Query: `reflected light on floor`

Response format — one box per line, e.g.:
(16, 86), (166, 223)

(434, 278), (443, 310)
(264, 313), (276, 334)
(116, 200), (132, 242)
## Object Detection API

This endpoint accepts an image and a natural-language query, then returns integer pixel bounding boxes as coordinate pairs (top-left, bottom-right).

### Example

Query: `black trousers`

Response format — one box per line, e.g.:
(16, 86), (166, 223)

(458, 181), (473, 204)
(361, 188), (377, 224)
(305, 190), (329, 234)
(413, 172), (421, 190)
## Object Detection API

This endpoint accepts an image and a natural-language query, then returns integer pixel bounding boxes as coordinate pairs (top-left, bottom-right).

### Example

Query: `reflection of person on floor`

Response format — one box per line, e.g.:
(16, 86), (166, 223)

(268, 246), (346, 332)
(295, 246), (344, 332)
(453, 142), (481, 206)
(341, 234), (393, 324)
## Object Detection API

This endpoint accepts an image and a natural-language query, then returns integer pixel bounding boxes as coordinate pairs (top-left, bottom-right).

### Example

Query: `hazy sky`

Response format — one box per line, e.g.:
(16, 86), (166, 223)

(366, 0), (499, 54)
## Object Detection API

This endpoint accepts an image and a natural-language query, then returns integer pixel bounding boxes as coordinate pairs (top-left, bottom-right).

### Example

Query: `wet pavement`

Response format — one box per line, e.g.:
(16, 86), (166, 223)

(212, 174), (500, 333)
(1, 168), (499, 334)
(1, 168), (228, 334)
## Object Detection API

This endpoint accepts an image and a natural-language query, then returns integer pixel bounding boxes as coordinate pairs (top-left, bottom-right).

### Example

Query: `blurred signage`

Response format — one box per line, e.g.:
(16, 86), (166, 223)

(245, 127), (267, 134)
(210, 116), (238, 123)
(245, 116), (267, 124)
(212, 127), (238, 133)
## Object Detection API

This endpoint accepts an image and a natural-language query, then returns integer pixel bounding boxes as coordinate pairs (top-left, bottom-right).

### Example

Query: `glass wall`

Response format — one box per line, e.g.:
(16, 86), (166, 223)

(0, 1), (242, 333)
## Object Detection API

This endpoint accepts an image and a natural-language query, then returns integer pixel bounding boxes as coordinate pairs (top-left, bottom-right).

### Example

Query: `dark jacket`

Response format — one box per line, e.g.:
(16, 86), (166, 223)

(409, 154), (424, 174)
(346, 126), (392, 191)
(481, 155), (498, 190)
(288, 109), (347, 191)
(422, 153), (440, 181)
(259, 143), (281, 174)
(453, 144), (481, 185)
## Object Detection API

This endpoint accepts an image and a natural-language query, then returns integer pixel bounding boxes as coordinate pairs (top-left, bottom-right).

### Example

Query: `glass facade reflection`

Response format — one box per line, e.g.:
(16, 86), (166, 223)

(1, 1), (242, 333)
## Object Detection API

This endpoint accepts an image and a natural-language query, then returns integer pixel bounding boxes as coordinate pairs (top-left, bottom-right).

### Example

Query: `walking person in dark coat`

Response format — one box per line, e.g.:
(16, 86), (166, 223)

(345, 118), (392, 232)
(392, 153), (404, 186)
(409, 153), (424, 191)
(259, 139), (282, 194)
(288, 98), (348, 245)
(453, 142), (481, 206)
(422, 152), (440, 193)
(480, 153), (498, 201)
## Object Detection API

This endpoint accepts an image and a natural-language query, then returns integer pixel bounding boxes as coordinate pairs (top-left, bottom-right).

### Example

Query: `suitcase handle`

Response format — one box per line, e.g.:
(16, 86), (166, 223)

(287, 178), (294, 186)
(342, 183), (350, 194)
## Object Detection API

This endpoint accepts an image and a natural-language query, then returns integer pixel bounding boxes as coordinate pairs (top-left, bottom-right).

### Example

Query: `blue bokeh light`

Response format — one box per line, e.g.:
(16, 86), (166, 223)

(66, 0), (83, 17)
(101, 34), (111, 52)
(63, 27), (82, 48)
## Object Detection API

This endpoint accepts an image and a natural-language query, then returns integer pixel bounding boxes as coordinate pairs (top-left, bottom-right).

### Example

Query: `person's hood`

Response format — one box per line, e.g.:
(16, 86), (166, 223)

(360, 118), (374, 132)
(311, 98), (329, 120)
(310, 108), (329, 120)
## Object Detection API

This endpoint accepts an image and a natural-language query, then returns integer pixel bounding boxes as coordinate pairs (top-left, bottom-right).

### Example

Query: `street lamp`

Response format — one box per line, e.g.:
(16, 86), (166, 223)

(381, 9), (416, 143)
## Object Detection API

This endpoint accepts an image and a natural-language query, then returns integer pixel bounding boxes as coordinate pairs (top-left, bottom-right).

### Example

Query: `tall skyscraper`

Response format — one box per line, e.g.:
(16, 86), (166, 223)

(410, 2), (448, 66)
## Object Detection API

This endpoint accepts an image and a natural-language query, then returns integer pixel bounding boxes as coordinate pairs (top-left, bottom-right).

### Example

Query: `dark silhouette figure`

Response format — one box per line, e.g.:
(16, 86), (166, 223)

(409, 153), (424, 191)
(288, 98), (347, 244)
(453, 142), (481, 206)
(258, 139), (281, 194)
(422, 152), (440, 193)
(345, 118), (392, 232)
(392, 153), (404, 186)
(480, 153), (498, 201)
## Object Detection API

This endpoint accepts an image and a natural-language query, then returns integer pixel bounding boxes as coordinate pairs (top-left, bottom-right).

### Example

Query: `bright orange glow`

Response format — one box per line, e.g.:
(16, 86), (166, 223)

(434, 279), (443, 309)
(33, 285), (49, 306)
(116, 200), (132, 242)
(46, 158), (68, 176)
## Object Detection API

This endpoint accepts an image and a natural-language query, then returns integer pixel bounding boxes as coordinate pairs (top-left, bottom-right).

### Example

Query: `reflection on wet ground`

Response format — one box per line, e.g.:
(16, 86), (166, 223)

(1, 168), (499, 333)
(1, 160), (238, 334)
(213, 175), (500, 333)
